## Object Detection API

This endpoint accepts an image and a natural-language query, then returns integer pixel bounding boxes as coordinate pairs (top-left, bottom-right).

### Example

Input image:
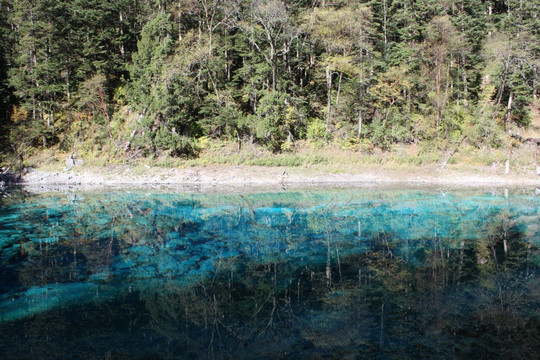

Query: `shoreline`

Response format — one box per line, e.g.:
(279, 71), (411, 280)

(16, 165), (540, 190)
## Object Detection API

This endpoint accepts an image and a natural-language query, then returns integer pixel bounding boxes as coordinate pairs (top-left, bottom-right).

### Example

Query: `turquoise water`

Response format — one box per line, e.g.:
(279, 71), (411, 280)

(0, 187), (539, 359)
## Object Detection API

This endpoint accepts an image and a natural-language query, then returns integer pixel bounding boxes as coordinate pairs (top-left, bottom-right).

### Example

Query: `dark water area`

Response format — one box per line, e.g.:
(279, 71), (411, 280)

(0, 187), (539, 359)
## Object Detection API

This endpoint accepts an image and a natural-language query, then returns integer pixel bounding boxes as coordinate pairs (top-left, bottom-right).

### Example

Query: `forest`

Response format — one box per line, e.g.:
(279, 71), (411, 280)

(0, 0), (539, 167)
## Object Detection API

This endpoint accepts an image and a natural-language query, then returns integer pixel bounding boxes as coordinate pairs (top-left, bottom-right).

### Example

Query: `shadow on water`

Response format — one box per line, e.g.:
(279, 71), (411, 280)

(0, 188), (539, 359)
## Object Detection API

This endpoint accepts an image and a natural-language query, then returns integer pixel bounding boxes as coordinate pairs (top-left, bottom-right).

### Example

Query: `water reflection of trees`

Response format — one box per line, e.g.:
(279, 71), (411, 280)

(133, 193), (538, 358)
(129, 231), (538, 358)
(0, 189), (538, 358)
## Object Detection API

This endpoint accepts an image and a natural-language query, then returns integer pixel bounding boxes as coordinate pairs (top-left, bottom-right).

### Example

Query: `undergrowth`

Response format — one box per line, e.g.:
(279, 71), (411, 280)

(14, 138), (538, 175)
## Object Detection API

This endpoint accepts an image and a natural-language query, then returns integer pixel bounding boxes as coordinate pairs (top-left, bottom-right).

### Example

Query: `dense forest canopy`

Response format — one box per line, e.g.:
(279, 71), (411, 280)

(0, 0), (538, 163)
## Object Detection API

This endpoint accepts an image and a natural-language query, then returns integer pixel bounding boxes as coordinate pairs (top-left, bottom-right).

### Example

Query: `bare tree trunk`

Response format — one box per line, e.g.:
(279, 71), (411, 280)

(442, 63), (451, 134)
(206, 63), (221, 104)
(505, 145), (513, 174)
(440, 136), (465, 169)
(325, 64), (332, 132)
(382, 98), (396, 129)
(462, 68), (468, 102)
(504, 91), (513, 131)
(271, 62), (277, 92)
(119, 11), (125, 58)
(225, 49), (231, 81)
(435, 63), (442, 130)
(493, 57), (510, 122)
(66, 69), (70, 100)
(406, 88), (411, 128)
(98, 85), (113, 139)
(357, 110), (363, 138)
(236, 132), (241, 152)
(336, 71), (343, 107)
(488, 5), (493, 36)
(32, 97), (36, 121)
(383, 0), (388, 57)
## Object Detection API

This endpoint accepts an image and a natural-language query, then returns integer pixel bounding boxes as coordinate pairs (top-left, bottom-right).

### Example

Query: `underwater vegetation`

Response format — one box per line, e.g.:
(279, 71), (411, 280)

(0, 188), (539, 359)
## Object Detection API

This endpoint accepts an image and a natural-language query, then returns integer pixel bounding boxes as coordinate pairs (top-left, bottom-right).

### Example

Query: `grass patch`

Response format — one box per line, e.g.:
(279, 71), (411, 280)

(21, 137), (539, 177)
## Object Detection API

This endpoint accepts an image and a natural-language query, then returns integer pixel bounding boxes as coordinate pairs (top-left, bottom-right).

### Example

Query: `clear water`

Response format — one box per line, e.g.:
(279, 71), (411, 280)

(0, 187), (539, 359)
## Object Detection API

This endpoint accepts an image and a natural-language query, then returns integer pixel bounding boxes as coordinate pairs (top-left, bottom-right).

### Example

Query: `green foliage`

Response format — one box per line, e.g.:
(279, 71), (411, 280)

(255, 91), (305, 152)
(306, 118), (328, 146)
(153, 126), (199, 157)
(0, 0), (13, 157)
(128, 12), (174, 113)
(340, 137), (374, 154)
(465, 106), (505, 148)
(199, 92), (246, 140)
(1, 0), (538, 162)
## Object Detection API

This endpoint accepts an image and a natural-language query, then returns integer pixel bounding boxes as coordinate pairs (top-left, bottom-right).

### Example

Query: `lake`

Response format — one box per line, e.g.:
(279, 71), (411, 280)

(0, 187), (539, 359)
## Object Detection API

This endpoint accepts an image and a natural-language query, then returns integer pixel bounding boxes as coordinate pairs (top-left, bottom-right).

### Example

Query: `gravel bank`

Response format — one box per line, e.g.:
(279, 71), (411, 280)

(19, 165), (540, 190)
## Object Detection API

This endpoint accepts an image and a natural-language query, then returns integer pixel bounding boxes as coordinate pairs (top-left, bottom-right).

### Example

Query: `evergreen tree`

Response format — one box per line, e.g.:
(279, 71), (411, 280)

(1, 0), (538, 160)
(0, 0), (14, 156)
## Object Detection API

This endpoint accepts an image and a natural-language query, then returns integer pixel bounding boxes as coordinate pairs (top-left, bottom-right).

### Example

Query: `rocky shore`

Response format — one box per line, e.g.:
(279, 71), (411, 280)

(0, 168), (23, 189)
(15, 165), (540, 190)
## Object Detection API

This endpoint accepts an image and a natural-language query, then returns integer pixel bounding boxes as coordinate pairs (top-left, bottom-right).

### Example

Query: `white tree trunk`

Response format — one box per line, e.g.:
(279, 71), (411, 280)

(325, 64), (332, 132)
(505, 146), (512, 174)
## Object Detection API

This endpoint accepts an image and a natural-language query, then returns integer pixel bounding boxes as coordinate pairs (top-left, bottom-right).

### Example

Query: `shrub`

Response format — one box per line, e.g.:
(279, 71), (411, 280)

(306, 118), (329, 147)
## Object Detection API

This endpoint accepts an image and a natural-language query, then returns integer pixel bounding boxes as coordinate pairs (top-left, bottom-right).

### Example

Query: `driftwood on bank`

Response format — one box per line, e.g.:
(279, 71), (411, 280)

(507, 131), (540, 146)
(439, 136), (466, 170)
